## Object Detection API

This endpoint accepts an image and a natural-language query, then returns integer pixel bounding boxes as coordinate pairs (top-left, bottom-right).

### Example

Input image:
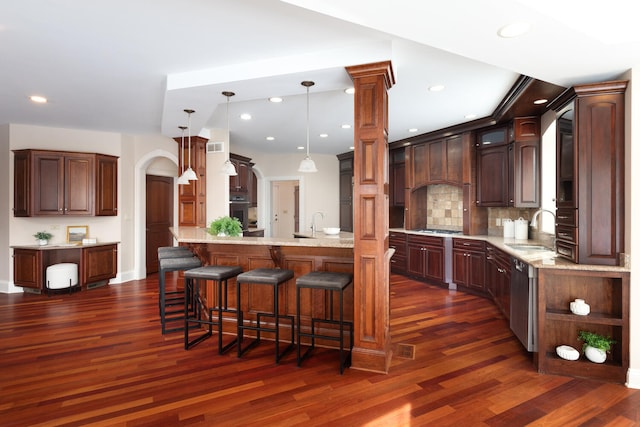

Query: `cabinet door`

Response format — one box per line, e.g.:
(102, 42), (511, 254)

(476, 145), (509, 206)
(65, 154), (94, 216)
(467, 251), (486, 291)
(411, 143), (428, 187)
(424, 245), (444, 282)
(33, 152), (65, 215)
(82, 244), (117, 285)
(407, 244), (426, 278)
(451, 249), (467, 285)
(96, 155), (118, 216)
(427, 139), (444, 182)
(513, 139), (539, 207)
(556, 113), (575, 208)
(13, 249), (42, 289)
(13, 151), (30, 217)
(445, 135), (463, 184)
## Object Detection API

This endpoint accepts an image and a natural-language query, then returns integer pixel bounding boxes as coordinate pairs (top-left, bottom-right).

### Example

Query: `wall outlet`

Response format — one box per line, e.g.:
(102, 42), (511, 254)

(496, 218), (501, 226)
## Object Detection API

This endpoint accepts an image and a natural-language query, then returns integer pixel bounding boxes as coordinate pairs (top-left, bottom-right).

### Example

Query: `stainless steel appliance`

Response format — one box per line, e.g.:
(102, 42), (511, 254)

(510, 257), (537, 352)
(229, 194), (250, 230)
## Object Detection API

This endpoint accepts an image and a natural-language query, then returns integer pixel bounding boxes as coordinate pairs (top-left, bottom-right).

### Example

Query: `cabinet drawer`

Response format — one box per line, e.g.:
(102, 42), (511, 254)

(453, 238), (484, 251)
(556, 240), (578, 263)
(407, 234), (443, 247)
(556, 208), (577, 226)
(556, 225), (577, 244)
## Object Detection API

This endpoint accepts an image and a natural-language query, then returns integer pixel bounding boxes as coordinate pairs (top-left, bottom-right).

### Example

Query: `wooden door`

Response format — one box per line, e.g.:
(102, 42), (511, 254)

(146, 175), (174, 274)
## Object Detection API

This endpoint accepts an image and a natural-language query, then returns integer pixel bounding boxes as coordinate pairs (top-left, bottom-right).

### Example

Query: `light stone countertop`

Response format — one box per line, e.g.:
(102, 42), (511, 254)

(390, 228), (630, 272)
(170, 227), (354, 249)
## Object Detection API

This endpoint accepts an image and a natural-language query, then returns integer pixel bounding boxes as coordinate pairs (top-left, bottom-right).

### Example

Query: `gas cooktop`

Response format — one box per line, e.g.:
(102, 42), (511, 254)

(413, 229), (463, 235)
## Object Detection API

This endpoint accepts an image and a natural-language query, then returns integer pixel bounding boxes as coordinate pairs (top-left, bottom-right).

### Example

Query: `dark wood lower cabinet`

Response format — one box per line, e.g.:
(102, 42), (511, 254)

(12, 243), (118, 292)
(407, 235), (444, 284)
(389, 231), (407, 274)
(485, 243), (510, 319)
(452, 238), (485, 293)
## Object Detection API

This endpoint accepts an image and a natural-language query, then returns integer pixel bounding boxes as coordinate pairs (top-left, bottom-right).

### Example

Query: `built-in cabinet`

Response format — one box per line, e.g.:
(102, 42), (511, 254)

(485, 243), (511, 319)
(176, 136), (207, 227)
(452, 238), (485, 293)
(229, 153), (253, 195)
(389, 148), (405, 207)
(12, 243), (118, 292)
(537, 268), (629, 383)
(337, 152), (354, 232)
(13, 149), (118, 217)
(407, 234), (444, 284)
(550, 80), (626, 265)
(475, 118), (540, 208)
(409, 136), (462, 188)
(389, 231), (407, 274)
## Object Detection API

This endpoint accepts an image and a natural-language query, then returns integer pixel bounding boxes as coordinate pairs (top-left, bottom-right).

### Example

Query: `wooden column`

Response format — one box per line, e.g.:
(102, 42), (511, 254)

(346, 61), (395, 373)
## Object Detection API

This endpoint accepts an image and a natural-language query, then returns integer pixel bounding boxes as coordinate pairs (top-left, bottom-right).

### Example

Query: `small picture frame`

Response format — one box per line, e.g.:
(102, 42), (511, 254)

(67, 225), (89, 245)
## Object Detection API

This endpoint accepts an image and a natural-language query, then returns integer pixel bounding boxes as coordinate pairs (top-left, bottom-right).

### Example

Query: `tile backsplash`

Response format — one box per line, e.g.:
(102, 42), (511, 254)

(426, 184), (463, 230)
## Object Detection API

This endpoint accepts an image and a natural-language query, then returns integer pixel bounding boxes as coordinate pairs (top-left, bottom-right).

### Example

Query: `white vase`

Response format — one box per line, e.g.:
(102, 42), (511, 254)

(217, 232), (227, 237)
(38, 239), (48, 246)
(584, 345), (607, 363)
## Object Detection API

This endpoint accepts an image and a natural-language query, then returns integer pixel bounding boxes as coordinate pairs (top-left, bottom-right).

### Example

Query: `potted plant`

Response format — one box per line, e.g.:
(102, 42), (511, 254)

(208, 216), (243, 237)
(33, 231), (53, 246)
(578, 330), (616, 363)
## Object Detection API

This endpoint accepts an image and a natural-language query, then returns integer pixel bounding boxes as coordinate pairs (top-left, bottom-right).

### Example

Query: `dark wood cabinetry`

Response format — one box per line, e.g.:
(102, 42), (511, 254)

(12, 243), (118, 292)
(409, 136), (462, 188)
(389, 231), (407, 274)
(389, 148), (405, 207)
(476, 118), (540, 208)
(452, 238), (485, 292)
(337, 152), (354, 232)
(538, 268), (629, 383)
(13, 149), (118, 217)
(485, 243), (510, 319)
(229, 153), (253, 194)
(407, 234), (444, 284)
(177, 136), (207, 227)
(550, 80), (626, 265)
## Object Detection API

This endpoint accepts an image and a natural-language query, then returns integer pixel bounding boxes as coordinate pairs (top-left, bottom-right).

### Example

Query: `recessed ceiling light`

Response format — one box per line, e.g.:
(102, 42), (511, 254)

(29, 95), (47, 103)
(269, 97), (283, 103)
(349, 146), (355, 150)
(344, 87), (355, 95)
(428, 85), (445, 92)
(341, 124), (351, 129)
(266, 136), (275, 141)
(498, 22), (531, 38)
(297, 146), (305, 150)
(240, 113), (252, 120)
(319, 133), (328, 138)
(465, 113), (477, 119)
(533, 98), (548, 105)
(408, 128), (418, 133)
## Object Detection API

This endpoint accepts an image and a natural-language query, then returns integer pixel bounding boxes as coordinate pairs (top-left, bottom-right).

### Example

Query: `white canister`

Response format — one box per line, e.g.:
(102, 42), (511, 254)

(515, 217), (529, 240)
(503, 219), (514, 238)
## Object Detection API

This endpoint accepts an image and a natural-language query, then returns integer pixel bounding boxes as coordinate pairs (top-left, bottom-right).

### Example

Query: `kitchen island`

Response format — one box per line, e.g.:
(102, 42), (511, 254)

(170, 226), (355, 353)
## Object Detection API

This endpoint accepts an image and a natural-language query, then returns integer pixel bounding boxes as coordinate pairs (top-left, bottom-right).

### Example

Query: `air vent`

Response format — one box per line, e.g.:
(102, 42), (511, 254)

(206, 141), (224, 154)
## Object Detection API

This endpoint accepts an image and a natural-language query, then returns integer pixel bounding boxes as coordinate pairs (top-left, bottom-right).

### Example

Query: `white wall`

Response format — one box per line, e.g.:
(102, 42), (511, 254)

(0, 125), (10, 293)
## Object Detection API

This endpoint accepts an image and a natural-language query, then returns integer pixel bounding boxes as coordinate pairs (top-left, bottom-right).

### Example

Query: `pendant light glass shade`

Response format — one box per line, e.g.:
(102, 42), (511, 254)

(182, 109), (198, 181)
(221, 91), (238, 176)
(177, 125), (190, 185)
(298, 80), (317, 173)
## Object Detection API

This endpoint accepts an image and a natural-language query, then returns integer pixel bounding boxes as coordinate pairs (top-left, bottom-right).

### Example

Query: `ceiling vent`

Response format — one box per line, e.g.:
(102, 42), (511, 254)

(206, 141), (224, 154)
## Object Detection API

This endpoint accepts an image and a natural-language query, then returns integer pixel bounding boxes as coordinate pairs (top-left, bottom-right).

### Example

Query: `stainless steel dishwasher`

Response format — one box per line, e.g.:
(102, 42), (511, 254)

(510, 257), (537, 352)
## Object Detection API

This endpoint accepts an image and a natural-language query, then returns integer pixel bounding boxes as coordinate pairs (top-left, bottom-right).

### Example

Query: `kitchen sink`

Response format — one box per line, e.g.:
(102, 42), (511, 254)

(506, 243), (553, 252)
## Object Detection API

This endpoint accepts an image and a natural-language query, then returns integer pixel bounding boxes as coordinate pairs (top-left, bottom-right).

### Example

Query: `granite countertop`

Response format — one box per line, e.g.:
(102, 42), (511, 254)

(11, 241), (120, 250)
(389, 228), (630, 272)
(170, 227), (354, 249)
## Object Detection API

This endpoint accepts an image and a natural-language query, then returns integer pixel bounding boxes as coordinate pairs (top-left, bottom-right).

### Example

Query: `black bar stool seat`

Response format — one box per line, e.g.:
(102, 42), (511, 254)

(158, 256), (202, 334)
(158, 246), (194, 259)
(236, 268), (295, 364)
(184, 265), (243, 353)
(296, 271), (353, 374)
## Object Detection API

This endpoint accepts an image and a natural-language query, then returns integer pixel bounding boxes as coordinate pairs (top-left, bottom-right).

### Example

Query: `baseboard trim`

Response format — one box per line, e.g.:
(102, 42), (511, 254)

(626, 368), (640, 389)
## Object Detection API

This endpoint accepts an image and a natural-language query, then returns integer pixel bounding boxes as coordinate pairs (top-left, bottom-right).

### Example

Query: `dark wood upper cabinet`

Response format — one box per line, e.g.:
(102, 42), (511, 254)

(513, 117), (540, 208)
(389, 148), (405, 207)
(550, 80), (627, 265)
(176, 136), (208, 227)
(476, 142), (510, 207)
(13, 149), (118, 217)
(337, 151), (354, 232)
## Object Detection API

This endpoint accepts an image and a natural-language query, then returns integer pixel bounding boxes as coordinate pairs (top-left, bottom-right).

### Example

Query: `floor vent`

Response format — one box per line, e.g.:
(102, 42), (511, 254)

(395, 343), (416, 360)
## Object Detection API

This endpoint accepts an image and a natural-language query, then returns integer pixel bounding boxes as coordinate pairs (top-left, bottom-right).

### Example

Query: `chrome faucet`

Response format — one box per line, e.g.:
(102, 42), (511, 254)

(530, 208), (556, 229)
(311, 211), (324, 235)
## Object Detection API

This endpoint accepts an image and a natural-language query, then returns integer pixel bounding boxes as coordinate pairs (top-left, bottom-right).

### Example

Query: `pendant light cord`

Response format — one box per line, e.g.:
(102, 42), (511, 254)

(306, 83), (310, 157)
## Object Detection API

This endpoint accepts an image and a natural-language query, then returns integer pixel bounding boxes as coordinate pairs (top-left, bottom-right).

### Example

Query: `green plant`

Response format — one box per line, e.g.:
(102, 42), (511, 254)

(208, 216), (243, 237)
(33, 231), (53, 240)
(578, 330), (616, 352)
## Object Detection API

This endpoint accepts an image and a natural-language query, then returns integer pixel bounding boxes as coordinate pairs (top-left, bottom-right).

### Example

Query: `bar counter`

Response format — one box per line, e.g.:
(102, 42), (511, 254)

(169, 226), (355, 352)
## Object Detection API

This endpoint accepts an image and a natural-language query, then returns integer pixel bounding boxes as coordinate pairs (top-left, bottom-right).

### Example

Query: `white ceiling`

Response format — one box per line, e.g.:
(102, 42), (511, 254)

(2, 0), (639, 155)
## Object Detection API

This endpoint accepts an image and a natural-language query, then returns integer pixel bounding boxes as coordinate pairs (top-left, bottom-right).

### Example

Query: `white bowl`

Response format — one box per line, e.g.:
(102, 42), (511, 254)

(323, 227), (340, 235)
(556, 345), (580, 361)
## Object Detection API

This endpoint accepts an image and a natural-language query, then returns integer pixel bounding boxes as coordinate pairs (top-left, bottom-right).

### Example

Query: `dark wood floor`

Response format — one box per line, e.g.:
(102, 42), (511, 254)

(1, 274), (638, 426)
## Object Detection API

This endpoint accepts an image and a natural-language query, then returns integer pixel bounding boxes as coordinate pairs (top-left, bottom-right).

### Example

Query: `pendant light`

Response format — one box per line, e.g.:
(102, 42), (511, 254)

(221, 91), (238, 176)
(298, 80), (318, 173)
(181, 108), (198, 181)
(177, 125), (190, 185)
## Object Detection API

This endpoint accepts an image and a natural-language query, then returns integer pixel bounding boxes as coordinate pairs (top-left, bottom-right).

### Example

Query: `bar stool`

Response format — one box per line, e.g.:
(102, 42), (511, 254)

(296, 271), (353, 374)
(158, 256), (202, 334)
(184, 265), (243, 353)
(236, 268), (295, 364)
(157, 246), (196, 313)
